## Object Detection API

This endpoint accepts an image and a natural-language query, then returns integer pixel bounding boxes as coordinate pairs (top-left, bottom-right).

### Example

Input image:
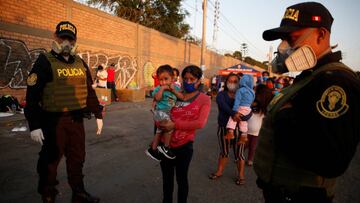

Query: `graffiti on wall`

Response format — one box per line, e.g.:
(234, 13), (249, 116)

(78, 52), (138, 89)
(0, 38), (46, 89)
(143, 61), (155, 87)
(0, 38), (138, 89)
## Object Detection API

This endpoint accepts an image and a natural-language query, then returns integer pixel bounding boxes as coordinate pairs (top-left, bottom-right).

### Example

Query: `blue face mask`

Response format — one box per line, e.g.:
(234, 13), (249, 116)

(183, 81), (197, 93)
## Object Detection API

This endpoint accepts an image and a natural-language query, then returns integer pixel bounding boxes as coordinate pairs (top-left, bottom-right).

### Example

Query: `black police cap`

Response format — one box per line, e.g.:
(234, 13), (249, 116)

(55, 21), (77, 40)
(263, 2), (334, 41)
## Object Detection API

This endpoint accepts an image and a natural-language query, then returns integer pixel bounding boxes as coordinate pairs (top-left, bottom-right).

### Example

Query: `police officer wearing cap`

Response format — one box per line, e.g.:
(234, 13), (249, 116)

(254, 2), (360, 202)
(25, 21), (103, 203)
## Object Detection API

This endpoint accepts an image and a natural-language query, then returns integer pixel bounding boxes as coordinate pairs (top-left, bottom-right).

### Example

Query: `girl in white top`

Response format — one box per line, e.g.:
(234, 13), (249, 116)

(246, 84), (274, 166)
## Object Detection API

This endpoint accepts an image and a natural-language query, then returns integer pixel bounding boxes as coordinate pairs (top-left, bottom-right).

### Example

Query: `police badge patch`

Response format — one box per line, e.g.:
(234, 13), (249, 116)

(27, 73), (38, 86)
(316, 85), (349, 119)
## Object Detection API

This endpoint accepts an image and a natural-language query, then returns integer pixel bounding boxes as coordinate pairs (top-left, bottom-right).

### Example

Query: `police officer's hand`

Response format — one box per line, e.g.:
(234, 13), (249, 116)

(96, 118), (103, 135)
(30, 129), (45, 145)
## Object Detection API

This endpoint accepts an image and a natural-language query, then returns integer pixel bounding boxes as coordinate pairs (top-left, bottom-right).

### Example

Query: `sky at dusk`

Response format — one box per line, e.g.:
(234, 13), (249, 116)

(183, 0), (360, 71)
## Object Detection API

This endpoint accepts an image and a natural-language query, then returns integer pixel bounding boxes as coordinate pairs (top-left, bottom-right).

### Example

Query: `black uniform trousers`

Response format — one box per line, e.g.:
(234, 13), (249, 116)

(160, 142), (193, 203)
(37, 112), (85, 195)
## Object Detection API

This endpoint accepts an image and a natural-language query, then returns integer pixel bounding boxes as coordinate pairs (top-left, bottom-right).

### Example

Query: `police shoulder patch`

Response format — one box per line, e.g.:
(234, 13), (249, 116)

(27, 73), (38, 86)
(316, 85), (349, 119)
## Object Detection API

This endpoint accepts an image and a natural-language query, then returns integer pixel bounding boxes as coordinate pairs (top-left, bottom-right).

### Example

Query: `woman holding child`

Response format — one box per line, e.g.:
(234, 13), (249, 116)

(209, 73), (249, 185)
(157, 65), (211, 203)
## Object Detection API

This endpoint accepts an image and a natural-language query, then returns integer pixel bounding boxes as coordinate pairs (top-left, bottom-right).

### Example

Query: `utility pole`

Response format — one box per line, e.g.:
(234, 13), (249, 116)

(241, 43), (248, 60)
(212, 0), (220, 49)
(200, 0), (207, 70)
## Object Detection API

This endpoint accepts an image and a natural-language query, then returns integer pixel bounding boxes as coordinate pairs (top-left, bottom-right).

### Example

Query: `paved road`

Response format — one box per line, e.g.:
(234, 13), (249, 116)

(0, 98), (359, 203)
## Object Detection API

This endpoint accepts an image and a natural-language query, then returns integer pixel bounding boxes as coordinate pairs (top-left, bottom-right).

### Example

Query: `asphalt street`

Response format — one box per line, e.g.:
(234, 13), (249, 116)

(0, 98), (359, 203)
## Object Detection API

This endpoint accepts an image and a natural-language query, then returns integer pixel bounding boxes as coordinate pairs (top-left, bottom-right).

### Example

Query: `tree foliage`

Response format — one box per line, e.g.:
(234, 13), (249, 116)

(88, 0), (190, 38)
(223, 50), (242, 60)
(232, 51), (242, 60)
(244, 56), (267, 70)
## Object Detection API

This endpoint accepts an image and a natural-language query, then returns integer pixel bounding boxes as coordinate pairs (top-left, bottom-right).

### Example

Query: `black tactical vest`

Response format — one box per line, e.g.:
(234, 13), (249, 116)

(42, 53), (87, 112)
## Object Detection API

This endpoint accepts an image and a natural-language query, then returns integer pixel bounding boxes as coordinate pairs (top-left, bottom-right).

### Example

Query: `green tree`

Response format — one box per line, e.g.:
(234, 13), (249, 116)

(88, 0), (190, 38)
(232, 51), (242, 60)
(244, 56), (267, 70)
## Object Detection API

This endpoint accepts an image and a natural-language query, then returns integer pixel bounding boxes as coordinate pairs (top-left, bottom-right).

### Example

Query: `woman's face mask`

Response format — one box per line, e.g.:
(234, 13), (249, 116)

(226, 83), (238, 92)
(183, 81), (197, 93)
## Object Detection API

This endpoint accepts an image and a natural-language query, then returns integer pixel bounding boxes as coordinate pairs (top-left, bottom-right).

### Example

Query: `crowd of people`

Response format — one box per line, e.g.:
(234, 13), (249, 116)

(92, 63), (119, 102)
(20, 1), (360, 203)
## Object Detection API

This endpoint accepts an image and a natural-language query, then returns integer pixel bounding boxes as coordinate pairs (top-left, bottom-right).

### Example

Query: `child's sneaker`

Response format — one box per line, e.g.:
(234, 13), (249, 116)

(157, 145), (176, 159)
(145, 148), (162, 162)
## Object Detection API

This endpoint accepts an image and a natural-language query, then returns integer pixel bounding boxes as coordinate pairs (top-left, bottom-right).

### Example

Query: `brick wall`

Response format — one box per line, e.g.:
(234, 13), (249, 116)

(0, 0), (243, 101)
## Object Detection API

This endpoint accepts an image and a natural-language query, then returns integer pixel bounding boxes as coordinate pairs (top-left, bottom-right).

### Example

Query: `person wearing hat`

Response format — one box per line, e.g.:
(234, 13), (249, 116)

(25, 21), (103, 203)
(254, 2), (360, 202)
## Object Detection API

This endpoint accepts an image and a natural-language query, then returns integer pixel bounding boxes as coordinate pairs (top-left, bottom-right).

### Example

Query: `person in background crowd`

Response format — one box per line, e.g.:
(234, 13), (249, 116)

(261, 71), (270, 84)
(223, 74), (255, 185)
(245, 84), (273, 166)
(157, 65), (211, 203)
(24, 21), (103, 203)
(254, 2), (360, 202)
(265, 79), (275, 95)
(273, 77), (284, 96)
(107, 63), (119, 102)
(152, 69), (160, 88)
(211, 74), (217, 92)
(209, 73), (250, 185)
(173, 68), (181, 87)
(95, 65), (108, 88)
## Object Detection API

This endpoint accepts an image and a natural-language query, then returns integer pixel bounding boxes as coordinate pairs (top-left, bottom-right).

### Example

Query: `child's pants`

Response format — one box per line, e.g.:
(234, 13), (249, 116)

(226, 106), (251, 133)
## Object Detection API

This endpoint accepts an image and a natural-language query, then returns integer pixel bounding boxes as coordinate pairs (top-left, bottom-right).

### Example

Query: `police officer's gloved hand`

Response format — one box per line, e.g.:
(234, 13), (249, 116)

(96, 119), (103, 135)
(30, 129), (45, 145)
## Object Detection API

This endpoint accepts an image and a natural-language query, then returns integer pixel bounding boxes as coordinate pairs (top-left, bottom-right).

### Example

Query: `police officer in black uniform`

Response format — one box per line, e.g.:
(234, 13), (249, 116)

(25, 21), (103, 203)
(254, 2), (360, 202)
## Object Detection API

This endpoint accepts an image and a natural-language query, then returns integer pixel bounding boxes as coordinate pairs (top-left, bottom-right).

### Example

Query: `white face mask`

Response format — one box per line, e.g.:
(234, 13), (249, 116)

(285, 45), (317, 72)
(226, 83), (238, 92)
(272, 28), (318, 73)
(52, 40), (77, 56)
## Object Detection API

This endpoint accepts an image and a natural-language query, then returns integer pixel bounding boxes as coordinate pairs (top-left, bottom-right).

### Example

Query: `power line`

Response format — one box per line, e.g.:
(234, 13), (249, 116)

(183, 1), (266, 59)
(207, 0), (267, 57)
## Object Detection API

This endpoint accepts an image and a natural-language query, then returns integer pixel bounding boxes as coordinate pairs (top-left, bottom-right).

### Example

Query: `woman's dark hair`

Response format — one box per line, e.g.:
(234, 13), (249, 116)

(157, 64), (174, 77)
(223, 73), (240, 92)
(262, 71), (270, 77)
(253, 84), (274, 114)
(98, 65), (104, 70)
(173, 68), (180, 77)
(181, 65), (202, 79)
